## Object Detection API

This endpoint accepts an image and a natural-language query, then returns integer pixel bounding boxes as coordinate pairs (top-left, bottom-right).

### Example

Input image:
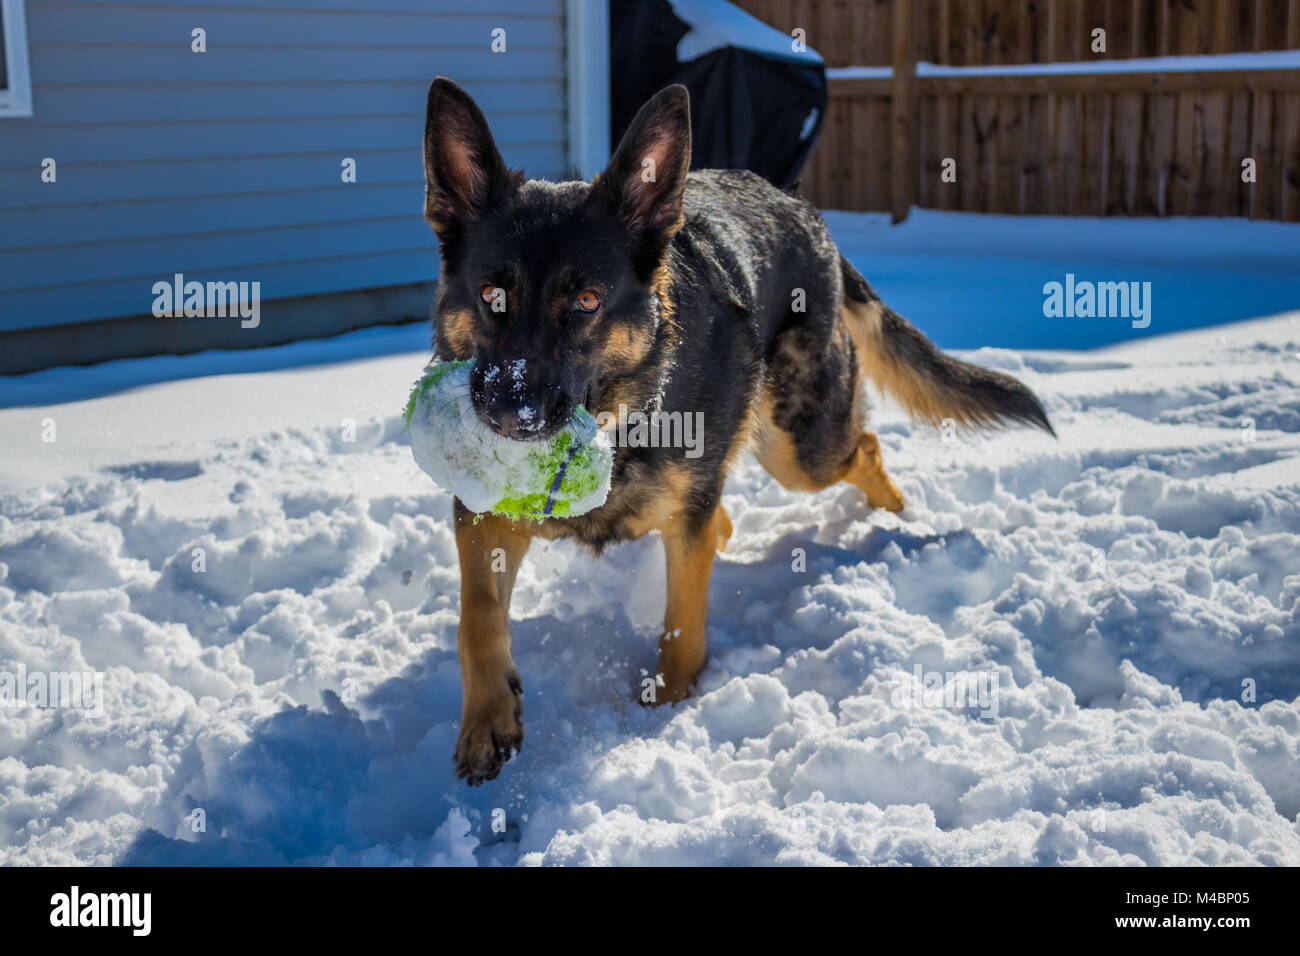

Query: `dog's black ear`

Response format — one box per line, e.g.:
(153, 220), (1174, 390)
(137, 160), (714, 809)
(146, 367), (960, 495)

(423, 77), (514, 235)
(592, 84), (692, 249)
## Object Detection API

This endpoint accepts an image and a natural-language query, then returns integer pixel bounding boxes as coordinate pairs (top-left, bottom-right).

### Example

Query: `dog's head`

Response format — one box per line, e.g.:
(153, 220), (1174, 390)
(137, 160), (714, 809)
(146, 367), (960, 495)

(422, 77), (691, 441)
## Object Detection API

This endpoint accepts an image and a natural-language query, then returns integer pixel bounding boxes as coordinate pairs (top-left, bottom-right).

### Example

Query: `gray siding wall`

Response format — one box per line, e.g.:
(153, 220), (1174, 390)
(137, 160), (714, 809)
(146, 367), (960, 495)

(0, 0), (568, 334)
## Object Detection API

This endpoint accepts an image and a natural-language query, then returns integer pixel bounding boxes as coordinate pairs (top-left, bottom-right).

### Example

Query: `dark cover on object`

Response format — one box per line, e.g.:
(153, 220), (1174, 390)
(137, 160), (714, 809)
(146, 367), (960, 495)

(610, 0), (827, 190)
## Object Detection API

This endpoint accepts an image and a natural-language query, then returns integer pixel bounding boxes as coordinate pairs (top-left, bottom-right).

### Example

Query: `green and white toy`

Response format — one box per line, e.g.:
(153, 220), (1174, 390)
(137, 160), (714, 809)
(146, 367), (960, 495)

(404, 359), (613, 519)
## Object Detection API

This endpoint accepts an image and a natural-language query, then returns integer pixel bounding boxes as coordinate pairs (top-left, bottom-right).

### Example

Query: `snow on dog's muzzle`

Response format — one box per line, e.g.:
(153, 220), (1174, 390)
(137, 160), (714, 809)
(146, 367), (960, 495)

(470, 356), (579, 442)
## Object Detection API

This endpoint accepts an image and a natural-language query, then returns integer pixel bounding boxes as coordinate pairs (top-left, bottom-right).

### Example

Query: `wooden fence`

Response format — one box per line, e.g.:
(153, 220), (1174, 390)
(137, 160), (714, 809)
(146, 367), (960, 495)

(733, 0), (1300, 220)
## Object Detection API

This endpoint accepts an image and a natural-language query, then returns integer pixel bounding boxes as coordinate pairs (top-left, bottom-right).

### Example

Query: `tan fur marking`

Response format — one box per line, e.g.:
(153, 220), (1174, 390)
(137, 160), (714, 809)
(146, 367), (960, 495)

(623, 461), (693, 539)
(651, 262), (678, 345)
(841, 299), (978, 429)
(655, 504), (726, 704)
(590, 381), (643, 421)
(841, 432), (905, 511)
(603, 322), (654, 370)
(437, 307), (476, 359)
(715, 505), (733, 552)
(724, 394), (761, 472)
(751, 393), (821, 492)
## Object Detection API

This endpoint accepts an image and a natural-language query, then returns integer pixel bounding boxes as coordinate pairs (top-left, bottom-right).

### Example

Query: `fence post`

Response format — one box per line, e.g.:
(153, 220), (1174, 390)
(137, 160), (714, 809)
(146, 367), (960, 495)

(890, 0), (918, 223)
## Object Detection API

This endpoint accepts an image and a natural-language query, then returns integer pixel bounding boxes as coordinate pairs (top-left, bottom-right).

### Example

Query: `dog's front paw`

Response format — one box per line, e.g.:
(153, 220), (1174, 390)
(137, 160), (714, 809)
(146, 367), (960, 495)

(649, 679), (693, 707)
(454, 669), (524, 785)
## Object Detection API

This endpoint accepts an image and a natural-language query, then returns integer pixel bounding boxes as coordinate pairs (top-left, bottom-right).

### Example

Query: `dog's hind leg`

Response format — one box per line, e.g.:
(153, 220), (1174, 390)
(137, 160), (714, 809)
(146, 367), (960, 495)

(754, 322), (905, 512)
(838, 431), (905, 511)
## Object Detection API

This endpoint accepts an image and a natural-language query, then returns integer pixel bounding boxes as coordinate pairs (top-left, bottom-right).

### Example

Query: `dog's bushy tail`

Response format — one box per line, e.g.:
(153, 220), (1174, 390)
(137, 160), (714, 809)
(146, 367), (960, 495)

(839, 255), (1055, 437)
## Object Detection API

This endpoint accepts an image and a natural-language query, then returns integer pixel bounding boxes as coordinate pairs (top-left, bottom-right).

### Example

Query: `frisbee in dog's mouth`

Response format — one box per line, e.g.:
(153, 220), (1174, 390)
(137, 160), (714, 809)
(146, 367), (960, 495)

(404, 358), (613, 520)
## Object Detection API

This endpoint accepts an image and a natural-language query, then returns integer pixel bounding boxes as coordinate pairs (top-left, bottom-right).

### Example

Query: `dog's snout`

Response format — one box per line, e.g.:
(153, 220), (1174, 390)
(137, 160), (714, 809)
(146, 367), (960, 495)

(472, 358), (575, 441)
(481, 396), (569, 440)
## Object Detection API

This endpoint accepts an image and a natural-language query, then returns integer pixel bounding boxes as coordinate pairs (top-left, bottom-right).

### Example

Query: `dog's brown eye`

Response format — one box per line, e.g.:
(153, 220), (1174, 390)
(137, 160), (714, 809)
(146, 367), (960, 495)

(576, 290), (601, 312)
(480, 284), (499, 305)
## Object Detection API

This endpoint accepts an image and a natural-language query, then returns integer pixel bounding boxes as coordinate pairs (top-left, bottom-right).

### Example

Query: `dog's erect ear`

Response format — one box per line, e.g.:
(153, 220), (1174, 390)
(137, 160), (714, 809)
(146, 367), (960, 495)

(423, 77), (513, 235)
(592, 84), (692, 243)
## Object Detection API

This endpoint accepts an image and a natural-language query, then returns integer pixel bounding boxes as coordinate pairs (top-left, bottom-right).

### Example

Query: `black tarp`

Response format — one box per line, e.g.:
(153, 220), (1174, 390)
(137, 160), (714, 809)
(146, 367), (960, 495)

(610, 0), (827, 190)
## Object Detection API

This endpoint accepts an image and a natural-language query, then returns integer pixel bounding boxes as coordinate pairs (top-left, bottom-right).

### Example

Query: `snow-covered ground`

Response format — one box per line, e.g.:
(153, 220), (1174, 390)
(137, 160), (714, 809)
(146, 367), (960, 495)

(1, 213), (1298, 866)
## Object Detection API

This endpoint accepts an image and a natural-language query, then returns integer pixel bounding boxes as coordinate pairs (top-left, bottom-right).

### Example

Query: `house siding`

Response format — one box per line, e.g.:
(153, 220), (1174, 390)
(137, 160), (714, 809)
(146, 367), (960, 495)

(0, 0), (568, 335)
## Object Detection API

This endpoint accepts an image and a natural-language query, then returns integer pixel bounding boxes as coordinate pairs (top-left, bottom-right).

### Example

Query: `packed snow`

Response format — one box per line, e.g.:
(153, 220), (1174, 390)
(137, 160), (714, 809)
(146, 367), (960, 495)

(1, 212), (1298, 866)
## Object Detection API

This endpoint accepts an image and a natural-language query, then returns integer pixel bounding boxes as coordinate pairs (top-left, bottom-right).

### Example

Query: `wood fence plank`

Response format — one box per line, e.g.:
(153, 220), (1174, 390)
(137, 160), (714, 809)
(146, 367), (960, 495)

(996, 93), (1023, 211)
(851, 93), (869, 210)
(892, 0), (919, 220)
(874, 96), (894, 209)
(978, 92), (1000, 210)
(1022, 90), (1049, 211)
(1147, 91), (1177, 215)
(1169, 90), (1195, 214)
(1226, 89), (1251, 215)
(1261, 84), (1280, 217)
(936, 89), (960, 208)
(1283, 90), (1300, 219)
(1200, 91), (1229, 215)
(1081, 90), (1108, 214)
(1253, 89), (1274, 218)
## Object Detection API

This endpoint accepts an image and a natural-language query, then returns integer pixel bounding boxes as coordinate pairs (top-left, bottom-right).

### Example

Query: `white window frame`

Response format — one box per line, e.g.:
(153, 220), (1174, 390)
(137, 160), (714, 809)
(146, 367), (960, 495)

(0, 0), (34, 118)
(565, 0), (610, 178)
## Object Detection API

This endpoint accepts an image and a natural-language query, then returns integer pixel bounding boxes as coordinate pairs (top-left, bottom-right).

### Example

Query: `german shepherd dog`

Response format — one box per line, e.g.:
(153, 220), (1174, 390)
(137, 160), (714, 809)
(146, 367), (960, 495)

(422, 78), (1054, 784)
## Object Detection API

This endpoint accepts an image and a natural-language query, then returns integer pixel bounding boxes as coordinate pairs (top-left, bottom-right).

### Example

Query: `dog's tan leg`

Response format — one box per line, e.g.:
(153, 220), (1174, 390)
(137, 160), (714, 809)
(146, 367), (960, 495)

(756, 394), (905, 512)
(715, 505), (733, 552)
(654, 506), (725, 705)
(841, 432), (905, 512)
(452, 502), (531, 784)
